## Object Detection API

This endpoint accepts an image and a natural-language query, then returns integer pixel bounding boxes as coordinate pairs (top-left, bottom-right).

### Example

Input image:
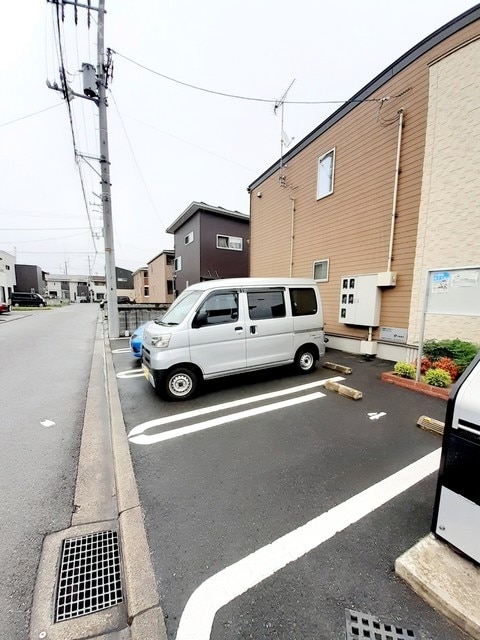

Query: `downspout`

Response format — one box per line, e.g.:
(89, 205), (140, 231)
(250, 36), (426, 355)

(387, 109), (404, 272)
(289, 195), (295, 277)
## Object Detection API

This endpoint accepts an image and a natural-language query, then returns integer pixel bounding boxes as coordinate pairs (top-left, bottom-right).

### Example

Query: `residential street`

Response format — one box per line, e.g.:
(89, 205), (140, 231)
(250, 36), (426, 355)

(0, 304), (99, 639)
(112, 342), (470, 640)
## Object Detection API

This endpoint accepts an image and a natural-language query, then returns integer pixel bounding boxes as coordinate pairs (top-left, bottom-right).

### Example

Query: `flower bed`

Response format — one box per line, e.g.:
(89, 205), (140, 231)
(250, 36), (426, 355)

(381, 371), (450, 400)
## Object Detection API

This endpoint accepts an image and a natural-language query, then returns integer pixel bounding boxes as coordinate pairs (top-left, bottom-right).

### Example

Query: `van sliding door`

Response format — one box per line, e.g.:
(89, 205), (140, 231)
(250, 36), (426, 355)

(245, 288), (293, 368)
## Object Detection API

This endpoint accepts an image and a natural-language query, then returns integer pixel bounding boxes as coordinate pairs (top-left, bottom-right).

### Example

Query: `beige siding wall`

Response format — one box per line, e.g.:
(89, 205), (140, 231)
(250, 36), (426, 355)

(408, 37), (480, 345)
(148, 254), (174, 304)
(250, 21), (479, 346)
(133, 269), (148, 303)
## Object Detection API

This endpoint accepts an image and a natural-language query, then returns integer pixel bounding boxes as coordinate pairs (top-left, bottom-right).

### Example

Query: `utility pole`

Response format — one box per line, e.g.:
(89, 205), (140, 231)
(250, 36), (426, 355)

(96, 0), (119, 337)
(46, 0), (119, 337)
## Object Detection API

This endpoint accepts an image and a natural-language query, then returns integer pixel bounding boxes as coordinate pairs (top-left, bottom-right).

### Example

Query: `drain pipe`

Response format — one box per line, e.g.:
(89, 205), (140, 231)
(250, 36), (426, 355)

(387, 109), (404, 272)
(289, 194), (295, 277)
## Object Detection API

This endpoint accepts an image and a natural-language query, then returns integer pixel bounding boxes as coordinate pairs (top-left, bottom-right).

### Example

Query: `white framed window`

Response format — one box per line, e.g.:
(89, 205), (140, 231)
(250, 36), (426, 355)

(316, 148), (335, 200)
(184, 231), (194, 245)
(313, 259), (329, 282)
(174, 256), (182, 271)
(216, 235), (243, 251)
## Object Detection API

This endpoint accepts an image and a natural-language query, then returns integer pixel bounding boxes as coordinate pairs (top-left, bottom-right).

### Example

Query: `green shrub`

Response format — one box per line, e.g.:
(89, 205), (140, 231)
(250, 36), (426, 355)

(423, 339), (479, 372)
(393, 362), (416, 379)
(423, 368), (452, 388)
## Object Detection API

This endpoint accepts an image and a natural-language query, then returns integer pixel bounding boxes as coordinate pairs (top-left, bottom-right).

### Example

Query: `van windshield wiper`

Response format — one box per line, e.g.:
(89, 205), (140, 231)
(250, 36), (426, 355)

(154, 319), (178, 326)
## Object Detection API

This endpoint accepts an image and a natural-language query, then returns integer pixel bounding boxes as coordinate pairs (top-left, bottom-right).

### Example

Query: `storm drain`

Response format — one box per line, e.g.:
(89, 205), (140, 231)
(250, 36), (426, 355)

(55, 530), (123, 622)
(345, 609), (418, 639)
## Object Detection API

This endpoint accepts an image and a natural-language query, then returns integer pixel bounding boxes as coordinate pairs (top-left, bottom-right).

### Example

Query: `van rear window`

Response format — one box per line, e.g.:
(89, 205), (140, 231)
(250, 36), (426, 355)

(248, 291), (286, 320)
(290, 288), (317, 316)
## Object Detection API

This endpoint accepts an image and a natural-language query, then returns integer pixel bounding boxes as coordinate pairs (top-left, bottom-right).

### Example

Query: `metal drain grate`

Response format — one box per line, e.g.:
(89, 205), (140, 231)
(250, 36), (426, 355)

(345, 609), (418, 639)
(55, 530), (123, 622)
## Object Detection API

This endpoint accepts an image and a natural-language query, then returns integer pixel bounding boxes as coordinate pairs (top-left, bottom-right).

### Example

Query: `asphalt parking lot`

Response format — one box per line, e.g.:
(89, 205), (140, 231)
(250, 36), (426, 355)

(111, 341), (469, 640)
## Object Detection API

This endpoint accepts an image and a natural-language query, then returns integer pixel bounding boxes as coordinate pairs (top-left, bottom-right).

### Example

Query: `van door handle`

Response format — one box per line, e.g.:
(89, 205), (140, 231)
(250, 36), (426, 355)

(235, 326), (243, 332)
(250, 325), (257, 335)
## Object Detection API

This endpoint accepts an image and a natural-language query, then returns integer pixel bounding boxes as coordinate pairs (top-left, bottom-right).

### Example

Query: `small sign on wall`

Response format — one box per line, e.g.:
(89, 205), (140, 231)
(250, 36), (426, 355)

(379, 326), (408, 343)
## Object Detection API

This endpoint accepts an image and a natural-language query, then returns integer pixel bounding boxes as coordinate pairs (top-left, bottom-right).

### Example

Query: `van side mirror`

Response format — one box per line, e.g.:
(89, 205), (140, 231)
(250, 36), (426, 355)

(192, 312), (207, 329)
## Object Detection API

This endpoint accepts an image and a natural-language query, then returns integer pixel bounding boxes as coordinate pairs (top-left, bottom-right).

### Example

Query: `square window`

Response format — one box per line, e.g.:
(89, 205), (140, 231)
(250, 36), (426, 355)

(316, 148), (335, 200)
(216, 235), (243, 251)
(313, 259), (329, 282)
(184, 232), (194, 245)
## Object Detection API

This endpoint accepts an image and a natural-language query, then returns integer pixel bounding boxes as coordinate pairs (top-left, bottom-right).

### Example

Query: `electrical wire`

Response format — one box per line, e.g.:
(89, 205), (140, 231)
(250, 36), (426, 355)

(111, 50), (382, 105)
(120, 112), (258, 173)
(0, 227), (90, 231)
(0, 104), (63, 128)
(109, 88), (169, 230)
(3, 231), (91, 244)
(53, 2), (100, 259)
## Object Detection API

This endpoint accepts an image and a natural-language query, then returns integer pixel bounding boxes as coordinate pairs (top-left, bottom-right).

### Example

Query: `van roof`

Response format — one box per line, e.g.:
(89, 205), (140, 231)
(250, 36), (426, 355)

(186, 278), (318, 291)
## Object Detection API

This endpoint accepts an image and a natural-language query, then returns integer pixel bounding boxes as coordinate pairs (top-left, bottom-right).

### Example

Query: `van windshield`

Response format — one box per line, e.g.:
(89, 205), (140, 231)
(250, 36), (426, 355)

(155, 289), (203, 326)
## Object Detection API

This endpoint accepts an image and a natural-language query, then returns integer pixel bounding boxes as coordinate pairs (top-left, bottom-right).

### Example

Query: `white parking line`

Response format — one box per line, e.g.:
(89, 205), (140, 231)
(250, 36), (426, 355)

(175, 448), (442, 640)
(128, 376), (344, 439)
(112, 347), (131, 354)
(129, 392), (325, 445)
(116, 369), (144, 379)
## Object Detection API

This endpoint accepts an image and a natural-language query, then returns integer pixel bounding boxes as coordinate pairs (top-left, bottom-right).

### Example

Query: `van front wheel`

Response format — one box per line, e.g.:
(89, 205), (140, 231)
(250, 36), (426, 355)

(294, 347), (317, 374)
(164, 367), (198, 401)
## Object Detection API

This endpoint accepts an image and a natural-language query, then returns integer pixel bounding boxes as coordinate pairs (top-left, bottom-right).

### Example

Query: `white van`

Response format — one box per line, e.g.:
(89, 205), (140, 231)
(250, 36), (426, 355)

(141, 278), (325, 400)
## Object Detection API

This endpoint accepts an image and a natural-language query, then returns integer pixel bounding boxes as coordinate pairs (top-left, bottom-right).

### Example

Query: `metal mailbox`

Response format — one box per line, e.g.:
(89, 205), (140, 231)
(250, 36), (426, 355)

(432, 351), (480, 563)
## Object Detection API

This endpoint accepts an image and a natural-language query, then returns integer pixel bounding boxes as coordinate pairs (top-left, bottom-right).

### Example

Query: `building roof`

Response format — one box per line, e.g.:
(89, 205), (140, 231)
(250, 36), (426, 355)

(146, 249), (175, 265)
(166, 201), (249, 234)
(46, 274), (106, 282)
(247, 4), (480, 192)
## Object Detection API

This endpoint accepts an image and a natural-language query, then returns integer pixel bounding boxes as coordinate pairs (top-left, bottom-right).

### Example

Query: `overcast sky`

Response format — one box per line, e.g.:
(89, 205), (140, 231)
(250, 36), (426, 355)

(0, 0), (476, 276)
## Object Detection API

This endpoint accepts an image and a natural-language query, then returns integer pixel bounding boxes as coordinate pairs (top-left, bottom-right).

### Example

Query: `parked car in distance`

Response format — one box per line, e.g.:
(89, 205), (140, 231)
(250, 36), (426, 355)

(0, 301), (10, 314)
(100, 295), (133, 310)
(130, 310), (168, 358)
(130, 323), (147, 358)
(10, 292), (46, 307)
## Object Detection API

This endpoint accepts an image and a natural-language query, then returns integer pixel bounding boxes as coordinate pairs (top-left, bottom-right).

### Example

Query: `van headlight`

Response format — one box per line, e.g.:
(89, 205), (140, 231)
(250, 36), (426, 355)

(151, 333), (171, 348)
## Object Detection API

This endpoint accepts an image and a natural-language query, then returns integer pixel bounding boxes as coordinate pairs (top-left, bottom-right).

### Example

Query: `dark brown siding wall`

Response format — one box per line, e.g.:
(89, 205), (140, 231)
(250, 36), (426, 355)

(173, 213), (201, 292)
(249, 21), (479, 341)
(200, 213), (250, 279)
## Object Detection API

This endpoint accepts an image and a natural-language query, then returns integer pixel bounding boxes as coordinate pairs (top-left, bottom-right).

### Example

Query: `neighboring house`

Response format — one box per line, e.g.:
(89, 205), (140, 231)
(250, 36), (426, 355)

(14, 264), (47, 296)
(147, 250), (174, 304)
(247, 6), (480, 362)
(115, 267), (134, 296)
(133, 267), (149, 303)
(46, 274), (107, 302)
(0, 251), (16, 305)
(167, 202), (250, 294)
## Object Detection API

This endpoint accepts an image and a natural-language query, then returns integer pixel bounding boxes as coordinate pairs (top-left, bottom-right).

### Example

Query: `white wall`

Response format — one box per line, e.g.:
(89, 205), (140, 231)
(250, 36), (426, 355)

(408, 39), (480, 345)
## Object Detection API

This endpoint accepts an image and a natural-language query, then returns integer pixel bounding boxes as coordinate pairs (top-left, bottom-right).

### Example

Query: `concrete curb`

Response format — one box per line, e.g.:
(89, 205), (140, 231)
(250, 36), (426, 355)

(324, 379), (363, 400)
(30, 319), (129, 639)
(395, 534), (480, 639)
(103, 325), (168, 640)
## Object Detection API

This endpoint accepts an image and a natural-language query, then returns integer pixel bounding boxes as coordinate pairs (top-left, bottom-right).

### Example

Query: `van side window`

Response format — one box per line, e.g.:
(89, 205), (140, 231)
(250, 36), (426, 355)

(193, 291), (238, 327)
(290, 288), (317, 316)
(248, 290), (286, 320)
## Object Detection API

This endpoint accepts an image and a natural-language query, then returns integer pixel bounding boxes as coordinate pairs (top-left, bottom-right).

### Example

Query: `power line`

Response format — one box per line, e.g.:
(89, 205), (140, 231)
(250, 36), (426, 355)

(112, 50), (382, 106)
(52, 2), (99, 259)
(0, 227), (90, 231)
(109, 88), (168, 230)
(0, 103), (63, 128)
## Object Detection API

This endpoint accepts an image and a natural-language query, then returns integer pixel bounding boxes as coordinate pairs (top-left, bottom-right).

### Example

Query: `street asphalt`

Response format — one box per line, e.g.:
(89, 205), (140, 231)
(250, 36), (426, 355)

(2, 305), (478, 640)
(111, 342), (477, 640)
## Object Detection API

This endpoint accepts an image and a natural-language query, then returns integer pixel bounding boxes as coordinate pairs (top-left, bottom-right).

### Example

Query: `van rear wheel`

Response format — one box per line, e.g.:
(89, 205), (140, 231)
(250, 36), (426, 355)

(295, 347), (317, 374)
(163, 367), (198, 401)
